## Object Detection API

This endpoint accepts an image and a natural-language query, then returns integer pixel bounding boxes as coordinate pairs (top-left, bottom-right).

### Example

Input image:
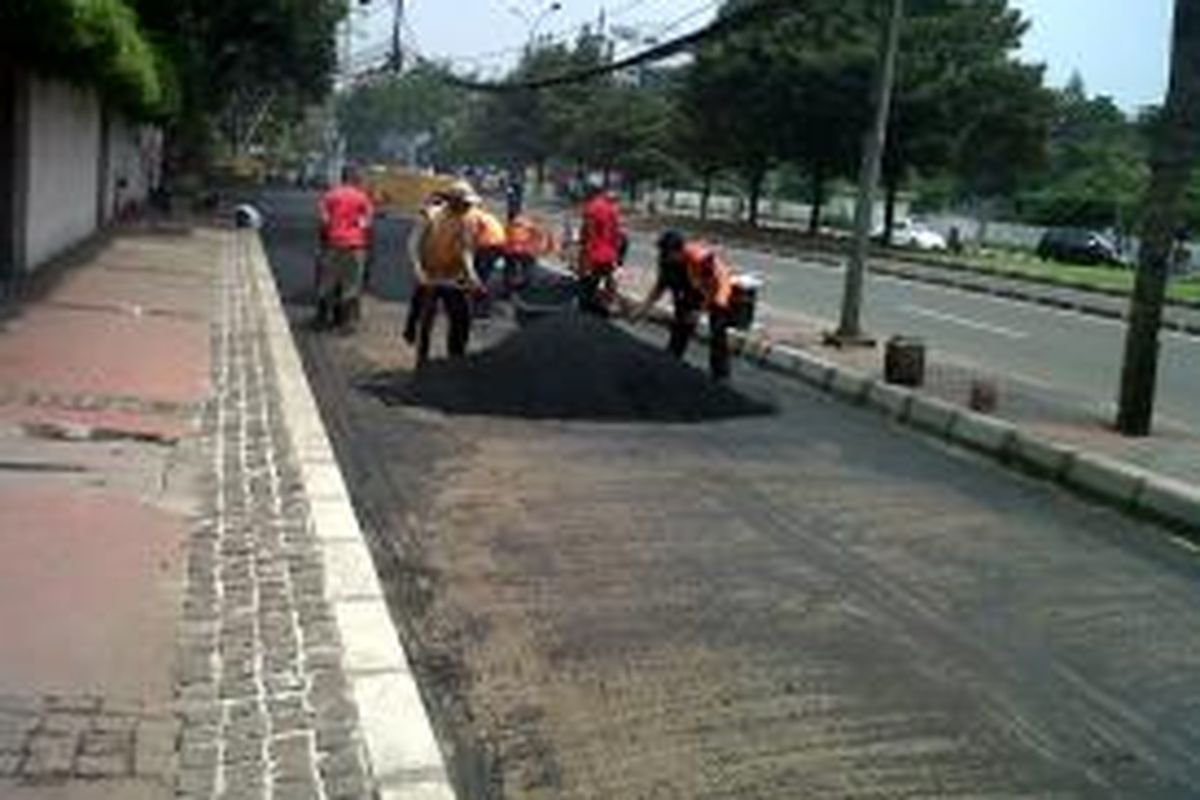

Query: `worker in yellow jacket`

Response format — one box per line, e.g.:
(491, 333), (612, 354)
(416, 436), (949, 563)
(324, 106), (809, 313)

(407, 180), (483, 366)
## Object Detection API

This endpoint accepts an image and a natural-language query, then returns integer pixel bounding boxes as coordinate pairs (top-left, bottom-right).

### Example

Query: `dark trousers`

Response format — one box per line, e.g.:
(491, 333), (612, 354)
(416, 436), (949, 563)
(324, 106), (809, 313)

(669, 299), (732, 380)
(578, 266), (616, 317)
(416, 285), (472, 365)
(403, 285), (429, 343)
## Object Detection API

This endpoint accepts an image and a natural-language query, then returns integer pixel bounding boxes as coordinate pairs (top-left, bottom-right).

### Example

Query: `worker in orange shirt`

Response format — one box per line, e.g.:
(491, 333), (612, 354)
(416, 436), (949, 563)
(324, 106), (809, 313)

(316, 164), (374, 332)
(503, 213), (543, 293)
(631, 230), (735, 381)
(467, 205), (507, 317)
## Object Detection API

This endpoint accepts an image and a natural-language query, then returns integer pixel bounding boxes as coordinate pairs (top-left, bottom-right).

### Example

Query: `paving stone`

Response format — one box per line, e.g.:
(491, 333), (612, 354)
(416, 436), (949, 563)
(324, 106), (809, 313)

(23, 733), (76, 776)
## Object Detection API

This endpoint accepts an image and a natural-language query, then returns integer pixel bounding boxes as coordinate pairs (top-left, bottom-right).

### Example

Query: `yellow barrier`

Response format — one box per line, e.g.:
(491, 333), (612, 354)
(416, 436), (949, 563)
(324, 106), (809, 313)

(364, 168), (456, 215)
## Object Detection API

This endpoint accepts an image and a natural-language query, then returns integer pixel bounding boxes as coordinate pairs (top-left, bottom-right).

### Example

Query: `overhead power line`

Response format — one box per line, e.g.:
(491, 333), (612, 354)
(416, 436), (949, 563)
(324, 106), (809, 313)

(434, 0), (792, 93)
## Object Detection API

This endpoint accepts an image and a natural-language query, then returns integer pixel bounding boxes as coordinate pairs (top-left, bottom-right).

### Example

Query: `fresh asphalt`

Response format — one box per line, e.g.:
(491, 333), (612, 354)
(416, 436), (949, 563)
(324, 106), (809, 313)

(257, 189), (1200, 798)
(624, 232), (1200, 429)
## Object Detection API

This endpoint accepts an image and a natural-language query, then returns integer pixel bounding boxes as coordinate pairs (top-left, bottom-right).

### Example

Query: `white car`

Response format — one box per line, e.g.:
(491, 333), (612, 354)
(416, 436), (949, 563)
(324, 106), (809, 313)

(890, 220), (948, 251)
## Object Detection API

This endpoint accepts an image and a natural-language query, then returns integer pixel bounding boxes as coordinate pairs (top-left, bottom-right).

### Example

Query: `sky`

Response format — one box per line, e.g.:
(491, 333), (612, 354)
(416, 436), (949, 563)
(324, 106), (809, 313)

(354, 0), (1174, 112)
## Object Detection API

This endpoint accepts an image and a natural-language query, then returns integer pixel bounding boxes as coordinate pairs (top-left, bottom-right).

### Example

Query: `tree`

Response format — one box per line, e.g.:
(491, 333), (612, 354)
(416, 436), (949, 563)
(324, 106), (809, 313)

(1018, 77), (1148, 231)
(128, 0), (345, 167)
(337, 63), (470, 166)
(1117, 0), (1200, 436)
(880, 0), (1050, 242)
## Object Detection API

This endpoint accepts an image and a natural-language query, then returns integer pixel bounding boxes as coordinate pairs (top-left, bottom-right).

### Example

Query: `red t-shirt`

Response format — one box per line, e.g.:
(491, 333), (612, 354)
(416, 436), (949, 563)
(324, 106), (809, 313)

(320, 185), (374, 249)
(580, 193), (622, 272)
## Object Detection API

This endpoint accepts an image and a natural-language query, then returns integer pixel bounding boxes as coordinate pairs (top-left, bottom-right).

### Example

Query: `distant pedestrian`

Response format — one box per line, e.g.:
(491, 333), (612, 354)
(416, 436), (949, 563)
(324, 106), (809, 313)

(505, 175), (525, 223)
(631, 231), (735, 381)
(317, 165), (374, 333)
(408, 180), (483, 366)
(576, 178), (624, 317)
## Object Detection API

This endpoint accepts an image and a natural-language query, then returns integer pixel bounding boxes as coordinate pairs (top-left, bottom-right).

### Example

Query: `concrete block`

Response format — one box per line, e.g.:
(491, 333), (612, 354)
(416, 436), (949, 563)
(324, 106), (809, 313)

(351, 673), (448, 786)
(1010, 432), (1076, 478)
(334, 601), (411, 675)
(1138, 476), (1200, 530)
(322, 541), (385, 602)
(1064, 452), (1147, 506)
(865, 382), (913, 420)
(906, 396), (960, 435)
(795, 356), (835, 389)
(379, 781), (458, 800)
(763, 345), (804, 376)
(309, 498), (364, 545)
(828, 369), (872, 403)
(948, 412), (1017, 455)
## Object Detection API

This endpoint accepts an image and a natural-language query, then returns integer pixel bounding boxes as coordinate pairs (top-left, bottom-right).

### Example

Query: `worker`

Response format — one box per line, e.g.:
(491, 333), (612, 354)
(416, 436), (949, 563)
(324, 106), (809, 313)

(402, 191), (445, 345)
(503, 212), (543, 293)
(576, 177), (623, 316)
(631, 230), (735, 381)
(467, 204), (507, 317)
(316, 164), (374, 332)
(408, 180), (483, 366)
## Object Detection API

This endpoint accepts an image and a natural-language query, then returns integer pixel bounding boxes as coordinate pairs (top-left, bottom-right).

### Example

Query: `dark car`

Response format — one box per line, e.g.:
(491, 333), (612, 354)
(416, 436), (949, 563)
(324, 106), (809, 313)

(1036, 228), (1122, 266)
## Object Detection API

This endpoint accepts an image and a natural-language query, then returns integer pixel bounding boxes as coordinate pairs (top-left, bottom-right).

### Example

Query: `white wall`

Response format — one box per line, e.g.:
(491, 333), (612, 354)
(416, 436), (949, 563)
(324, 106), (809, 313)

(23, 75), (101, 270)
(101, 114), (161, 223)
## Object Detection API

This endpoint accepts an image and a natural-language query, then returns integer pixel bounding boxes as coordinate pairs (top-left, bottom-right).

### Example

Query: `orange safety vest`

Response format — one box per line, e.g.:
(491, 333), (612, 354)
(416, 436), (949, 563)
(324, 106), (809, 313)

(505, 215), (543, 257)
(469, 208), (507, 249)
(682, 242), (734, 310)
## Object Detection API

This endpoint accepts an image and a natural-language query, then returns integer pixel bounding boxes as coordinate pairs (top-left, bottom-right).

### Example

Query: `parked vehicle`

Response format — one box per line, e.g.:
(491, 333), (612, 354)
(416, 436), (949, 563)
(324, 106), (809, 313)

(893, 220), (948, 251)
(1036, 228), (1121, 266)
(875, 219), (948, 251)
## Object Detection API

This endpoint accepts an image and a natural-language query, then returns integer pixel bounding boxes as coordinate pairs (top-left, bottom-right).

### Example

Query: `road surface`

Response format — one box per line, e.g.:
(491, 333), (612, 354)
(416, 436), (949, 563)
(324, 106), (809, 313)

(258, 190), (1200, 799)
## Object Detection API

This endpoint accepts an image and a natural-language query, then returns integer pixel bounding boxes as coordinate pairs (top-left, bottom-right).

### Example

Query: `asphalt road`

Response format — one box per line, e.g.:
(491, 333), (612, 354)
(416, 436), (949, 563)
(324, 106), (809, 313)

(623, 232), (1200, 430)
(259, 190), (1200, 799)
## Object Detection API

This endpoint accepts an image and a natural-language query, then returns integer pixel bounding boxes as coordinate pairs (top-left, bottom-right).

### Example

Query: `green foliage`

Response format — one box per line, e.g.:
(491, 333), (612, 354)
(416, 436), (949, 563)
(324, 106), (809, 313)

(338, 62), (473, 168)
(1017, 78), (1151, 230)
(2, 0), (178, 118)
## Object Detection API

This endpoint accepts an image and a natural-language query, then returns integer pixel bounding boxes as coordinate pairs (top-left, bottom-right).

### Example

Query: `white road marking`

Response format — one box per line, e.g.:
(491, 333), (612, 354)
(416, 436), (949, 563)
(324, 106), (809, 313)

(900, 304), (1029, 340)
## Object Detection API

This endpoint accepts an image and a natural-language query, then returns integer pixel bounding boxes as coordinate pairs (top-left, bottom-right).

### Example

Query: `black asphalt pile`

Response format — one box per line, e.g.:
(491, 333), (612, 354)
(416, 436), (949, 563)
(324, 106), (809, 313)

(385, 312), (775, 422)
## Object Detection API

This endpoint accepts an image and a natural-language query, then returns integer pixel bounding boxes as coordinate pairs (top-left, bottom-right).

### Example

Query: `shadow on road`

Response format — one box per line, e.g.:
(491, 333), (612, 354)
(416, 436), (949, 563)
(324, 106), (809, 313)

(357, 312), (776, 424)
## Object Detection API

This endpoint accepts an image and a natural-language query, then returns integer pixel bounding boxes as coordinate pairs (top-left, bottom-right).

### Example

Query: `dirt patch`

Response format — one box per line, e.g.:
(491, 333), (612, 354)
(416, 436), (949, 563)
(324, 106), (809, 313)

(363, 312), (775, 423)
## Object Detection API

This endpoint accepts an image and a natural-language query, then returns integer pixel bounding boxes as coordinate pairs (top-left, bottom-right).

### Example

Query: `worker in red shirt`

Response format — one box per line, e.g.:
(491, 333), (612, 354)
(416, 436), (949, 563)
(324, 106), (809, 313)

(632, 230), (735, 381)
(576, 178), (624, 316)
(317, 165), (374, 332)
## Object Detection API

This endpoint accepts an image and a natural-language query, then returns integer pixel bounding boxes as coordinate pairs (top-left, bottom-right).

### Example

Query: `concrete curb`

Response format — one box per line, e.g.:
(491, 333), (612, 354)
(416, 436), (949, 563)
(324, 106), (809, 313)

(242, 231), (456, 800)
(731, 323), (1200, 536)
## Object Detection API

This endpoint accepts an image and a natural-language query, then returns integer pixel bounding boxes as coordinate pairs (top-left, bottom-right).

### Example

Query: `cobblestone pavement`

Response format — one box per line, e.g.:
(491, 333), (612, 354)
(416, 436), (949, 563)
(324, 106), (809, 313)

(0, 695), (175, 785)
(172, 234), (371, 800)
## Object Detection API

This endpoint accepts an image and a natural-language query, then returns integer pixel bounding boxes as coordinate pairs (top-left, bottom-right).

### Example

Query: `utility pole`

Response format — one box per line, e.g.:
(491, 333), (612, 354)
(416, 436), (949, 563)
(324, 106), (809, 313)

(831, 0), (904, 345)
(391, 0), (405, 73)
(1116, 0), (1200, 436)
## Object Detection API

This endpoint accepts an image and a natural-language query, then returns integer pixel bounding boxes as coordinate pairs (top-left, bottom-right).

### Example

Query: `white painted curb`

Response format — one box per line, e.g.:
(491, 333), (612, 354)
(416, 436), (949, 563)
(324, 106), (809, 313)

(241, 231), (456, 799)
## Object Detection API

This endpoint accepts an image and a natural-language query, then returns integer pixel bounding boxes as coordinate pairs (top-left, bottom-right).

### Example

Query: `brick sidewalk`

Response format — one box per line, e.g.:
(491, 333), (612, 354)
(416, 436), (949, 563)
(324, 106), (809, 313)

(0, 226), (377, 799)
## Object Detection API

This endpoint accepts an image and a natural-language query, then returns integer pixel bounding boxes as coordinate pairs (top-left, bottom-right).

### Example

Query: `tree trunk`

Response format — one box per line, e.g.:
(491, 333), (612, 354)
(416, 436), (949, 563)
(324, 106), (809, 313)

(700, 172), (713, 221)
(808, 168), (826, 235)
(883, 175), (899, 246)
(747, 168), (765, 228)
(1117, 0), (1200, 436)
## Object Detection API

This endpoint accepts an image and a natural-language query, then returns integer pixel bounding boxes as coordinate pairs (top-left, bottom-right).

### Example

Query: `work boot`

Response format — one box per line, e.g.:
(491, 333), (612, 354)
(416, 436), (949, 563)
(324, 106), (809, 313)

(313, 298), (332, 331)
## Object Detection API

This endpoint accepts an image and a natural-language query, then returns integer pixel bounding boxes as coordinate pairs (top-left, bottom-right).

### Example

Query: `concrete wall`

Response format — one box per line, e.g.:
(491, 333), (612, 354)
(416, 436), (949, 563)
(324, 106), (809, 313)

(0, 72), (160, 279)
(100, 114), (161, 224)
(24, 74), (102, 270)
